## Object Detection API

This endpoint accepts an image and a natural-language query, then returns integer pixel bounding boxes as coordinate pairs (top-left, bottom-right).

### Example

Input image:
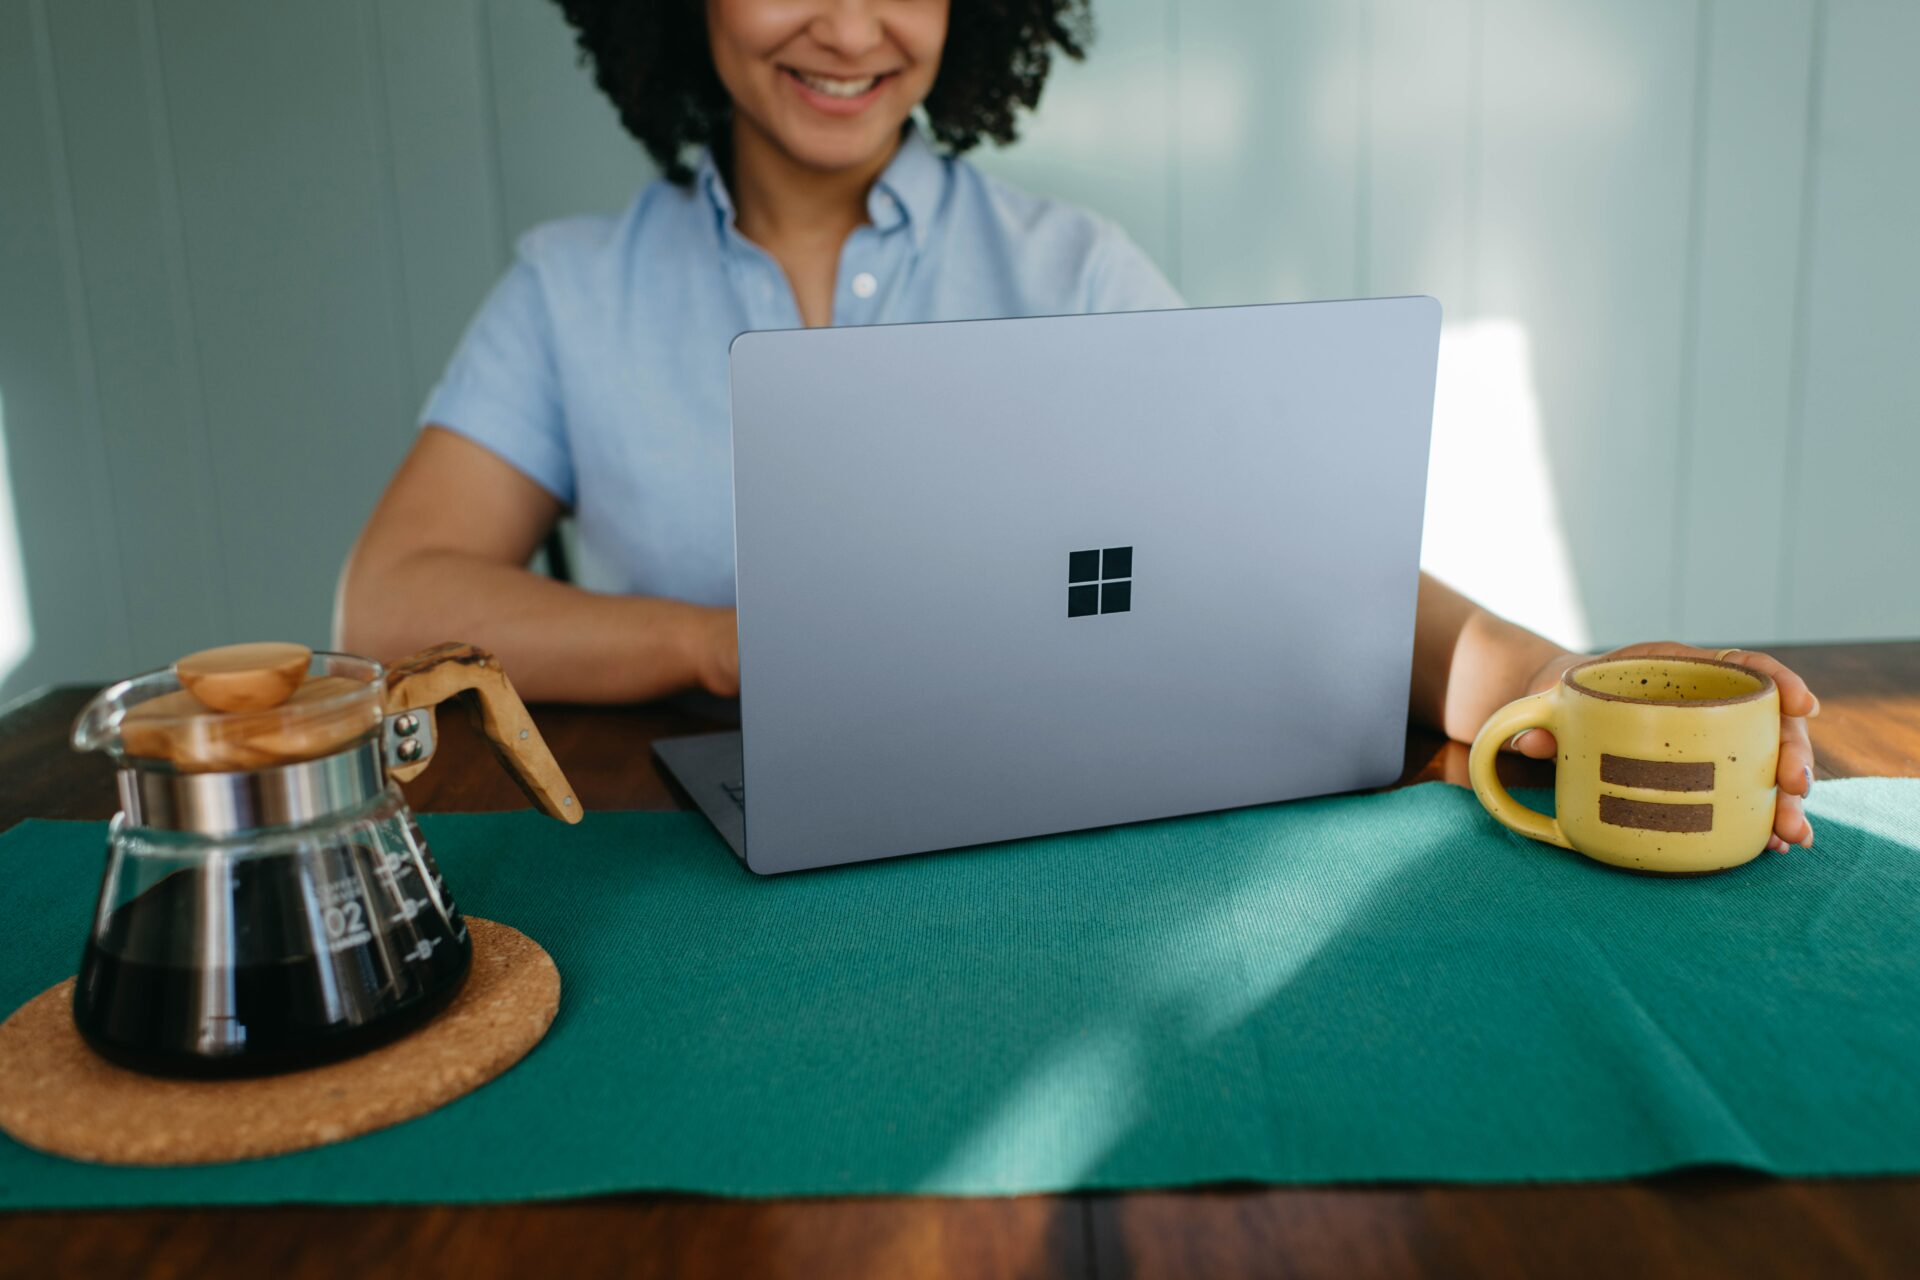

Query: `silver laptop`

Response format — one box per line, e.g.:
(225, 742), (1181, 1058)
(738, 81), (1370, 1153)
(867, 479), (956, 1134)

(655, 297), (1442, 874)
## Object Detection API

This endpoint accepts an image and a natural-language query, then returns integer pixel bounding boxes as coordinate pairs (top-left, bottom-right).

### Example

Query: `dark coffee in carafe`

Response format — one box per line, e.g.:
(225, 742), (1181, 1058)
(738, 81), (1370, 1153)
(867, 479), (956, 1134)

(73, 824), (470, 1078)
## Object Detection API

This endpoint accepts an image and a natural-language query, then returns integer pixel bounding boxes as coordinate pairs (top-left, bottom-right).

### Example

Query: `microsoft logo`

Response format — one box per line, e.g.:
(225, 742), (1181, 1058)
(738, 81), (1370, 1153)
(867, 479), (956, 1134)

(1068, 546), (1132, 617)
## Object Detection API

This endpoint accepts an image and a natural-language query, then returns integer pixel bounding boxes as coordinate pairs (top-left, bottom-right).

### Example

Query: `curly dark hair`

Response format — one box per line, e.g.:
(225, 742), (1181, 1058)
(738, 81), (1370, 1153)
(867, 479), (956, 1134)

(551, 0), (1093, 185)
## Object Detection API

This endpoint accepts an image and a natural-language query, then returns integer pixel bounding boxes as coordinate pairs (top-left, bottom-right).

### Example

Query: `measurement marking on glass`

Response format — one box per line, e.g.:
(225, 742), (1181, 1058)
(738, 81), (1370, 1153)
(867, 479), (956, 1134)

(323, 896), (373, 952)
(374, 850), (411, 893)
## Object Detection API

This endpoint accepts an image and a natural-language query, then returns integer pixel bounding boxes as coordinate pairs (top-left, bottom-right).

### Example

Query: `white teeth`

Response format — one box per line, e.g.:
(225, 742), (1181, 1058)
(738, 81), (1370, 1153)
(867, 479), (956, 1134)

(794, 70), (881, 98)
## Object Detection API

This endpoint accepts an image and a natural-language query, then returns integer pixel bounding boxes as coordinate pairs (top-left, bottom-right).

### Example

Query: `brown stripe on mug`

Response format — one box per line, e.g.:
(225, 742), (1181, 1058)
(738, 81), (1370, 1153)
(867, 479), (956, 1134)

(1600, 754), (1714, 792)
(1598, 794), (1714, 833)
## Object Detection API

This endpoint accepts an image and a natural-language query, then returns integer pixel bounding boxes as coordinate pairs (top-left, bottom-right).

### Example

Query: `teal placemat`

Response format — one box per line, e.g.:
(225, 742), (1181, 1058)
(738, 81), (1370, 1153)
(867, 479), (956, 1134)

(2, 779), (1918, 1207)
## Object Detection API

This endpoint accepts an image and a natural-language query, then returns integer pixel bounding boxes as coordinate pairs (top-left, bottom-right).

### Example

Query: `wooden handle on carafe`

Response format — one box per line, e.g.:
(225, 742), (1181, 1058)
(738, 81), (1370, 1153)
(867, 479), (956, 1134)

(384, 643), (583, 824)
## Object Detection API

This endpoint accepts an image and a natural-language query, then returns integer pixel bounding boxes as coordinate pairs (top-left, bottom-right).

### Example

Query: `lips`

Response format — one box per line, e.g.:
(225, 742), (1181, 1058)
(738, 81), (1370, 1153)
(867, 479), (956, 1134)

(779, 65), (896, 114)
(789, 68), (887, 98)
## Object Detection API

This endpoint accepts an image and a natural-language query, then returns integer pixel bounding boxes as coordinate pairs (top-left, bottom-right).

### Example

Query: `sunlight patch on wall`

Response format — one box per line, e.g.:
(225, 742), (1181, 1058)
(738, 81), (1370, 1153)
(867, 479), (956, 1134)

(0, 389), (32, 686)
(1421, 320), (1590, 649)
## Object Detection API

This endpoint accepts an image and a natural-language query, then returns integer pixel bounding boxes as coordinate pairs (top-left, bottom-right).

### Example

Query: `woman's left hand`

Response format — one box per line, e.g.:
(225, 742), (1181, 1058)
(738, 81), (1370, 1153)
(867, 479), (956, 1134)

(1506, 642), (1821, 853)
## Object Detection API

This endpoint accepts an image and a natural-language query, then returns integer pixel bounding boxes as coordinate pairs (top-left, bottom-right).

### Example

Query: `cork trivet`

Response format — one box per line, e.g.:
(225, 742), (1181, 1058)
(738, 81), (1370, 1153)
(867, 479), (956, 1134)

(0, 918), (558, 1167)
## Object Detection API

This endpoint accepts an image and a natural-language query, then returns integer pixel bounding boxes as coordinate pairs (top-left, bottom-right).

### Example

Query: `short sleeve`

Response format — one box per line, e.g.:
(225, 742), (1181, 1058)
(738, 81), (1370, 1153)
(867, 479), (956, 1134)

(1085, 224), (1186, 313)
(419, 252), (576, 506)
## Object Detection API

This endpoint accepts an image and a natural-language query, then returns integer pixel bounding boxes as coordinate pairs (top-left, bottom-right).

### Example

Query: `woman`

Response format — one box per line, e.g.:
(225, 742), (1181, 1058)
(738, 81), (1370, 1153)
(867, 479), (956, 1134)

(337, 0), (1818, 852)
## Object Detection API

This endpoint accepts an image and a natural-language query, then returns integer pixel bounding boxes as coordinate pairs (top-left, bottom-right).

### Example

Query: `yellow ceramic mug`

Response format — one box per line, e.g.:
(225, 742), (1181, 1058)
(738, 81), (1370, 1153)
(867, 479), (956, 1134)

(1468, 656), (1779, 874)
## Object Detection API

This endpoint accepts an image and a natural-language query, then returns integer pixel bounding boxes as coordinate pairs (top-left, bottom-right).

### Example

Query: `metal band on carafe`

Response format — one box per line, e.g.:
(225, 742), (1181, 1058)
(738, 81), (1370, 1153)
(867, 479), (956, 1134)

(117, 739), (387, 836)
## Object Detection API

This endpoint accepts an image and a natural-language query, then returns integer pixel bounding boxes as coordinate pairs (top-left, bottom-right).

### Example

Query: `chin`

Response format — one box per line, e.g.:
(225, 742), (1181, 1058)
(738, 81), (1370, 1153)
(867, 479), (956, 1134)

(768, 114), (911, 175)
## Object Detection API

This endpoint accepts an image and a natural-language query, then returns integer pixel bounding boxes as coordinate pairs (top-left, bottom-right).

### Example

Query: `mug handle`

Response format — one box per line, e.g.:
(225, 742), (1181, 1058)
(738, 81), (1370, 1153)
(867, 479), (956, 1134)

(1467, 691), (1573, 850)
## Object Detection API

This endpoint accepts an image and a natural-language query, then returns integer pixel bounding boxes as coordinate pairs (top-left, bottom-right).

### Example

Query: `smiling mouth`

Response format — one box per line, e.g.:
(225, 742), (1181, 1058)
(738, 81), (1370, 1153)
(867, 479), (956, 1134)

(782, 66), (895, 99)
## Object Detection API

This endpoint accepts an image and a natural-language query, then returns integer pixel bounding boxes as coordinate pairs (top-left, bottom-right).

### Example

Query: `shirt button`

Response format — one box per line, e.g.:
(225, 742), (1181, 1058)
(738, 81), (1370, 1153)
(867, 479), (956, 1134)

(851, 272), (878, 299)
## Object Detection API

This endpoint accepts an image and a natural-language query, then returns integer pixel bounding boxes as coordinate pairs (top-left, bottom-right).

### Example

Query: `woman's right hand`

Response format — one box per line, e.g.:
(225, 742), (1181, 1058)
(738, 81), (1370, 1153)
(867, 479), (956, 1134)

(686, 606), (740, 698)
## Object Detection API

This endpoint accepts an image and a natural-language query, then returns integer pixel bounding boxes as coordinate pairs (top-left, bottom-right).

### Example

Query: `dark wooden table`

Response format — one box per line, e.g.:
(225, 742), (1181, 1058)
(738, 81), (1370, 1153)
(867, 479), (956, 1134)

(3, 641), (1917, 1279)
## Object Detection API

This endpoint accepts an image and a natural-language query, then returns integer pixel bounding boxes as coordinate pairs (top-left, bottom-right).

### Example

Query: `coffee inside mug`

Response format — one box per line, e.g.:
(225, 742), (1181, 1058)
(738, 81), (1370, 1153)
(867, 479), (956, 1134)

(1569, 659), (1770, 706)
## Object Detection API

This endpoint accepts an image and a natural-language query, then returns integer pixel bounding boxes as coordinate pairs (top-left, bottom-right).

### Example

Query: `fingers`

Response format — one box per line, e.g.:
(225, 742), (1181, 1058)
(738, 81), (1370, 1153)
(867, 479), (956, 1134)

(1776, 713), (1815, 796)
(1509, 728), (1558, 759)
(1719, 648), (1820, 718)
(1774, 790), (1814, 848)
(1722, 648), (1818, 851)
(1773, 719), (1817, 850)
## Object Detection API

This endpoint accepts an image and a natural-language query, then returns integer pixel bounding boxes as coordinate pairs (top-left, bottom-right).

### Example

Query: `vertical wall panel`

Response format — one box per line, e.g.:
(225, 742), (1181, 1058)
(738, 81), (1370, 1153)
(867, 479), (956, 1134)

(1365, 0), (1476, 305)
(0, 0), (132, 702)
(482, 0), (653, 241)
(1473, 0), (1700, 647)
(374, 0), (505, 407)
(152, 0), (412, 645)
(44, 0), (232, 668)
(1782, 0), (1920, 641)
(971, 0), (1177, 287)
(1674, 0), (1817, 643)
(1175, 0), (1365, 307)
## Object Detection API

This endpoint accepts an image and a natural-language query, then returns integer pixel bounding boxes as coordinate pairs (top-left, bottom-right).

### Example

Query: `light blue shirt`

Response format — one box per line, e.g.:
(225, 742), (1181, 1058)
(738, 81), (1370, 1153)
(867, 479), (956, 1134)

(422, 124), (1183, 606)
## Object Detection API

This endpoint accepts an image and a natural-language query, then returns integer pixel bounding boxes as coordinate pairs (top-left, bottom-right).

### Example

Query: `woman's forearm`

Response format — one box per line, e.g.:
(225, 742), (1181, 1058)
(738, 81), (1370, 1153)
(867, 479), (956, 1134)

(336, 547), (727, 704)
(1410, 571), (1578, 744)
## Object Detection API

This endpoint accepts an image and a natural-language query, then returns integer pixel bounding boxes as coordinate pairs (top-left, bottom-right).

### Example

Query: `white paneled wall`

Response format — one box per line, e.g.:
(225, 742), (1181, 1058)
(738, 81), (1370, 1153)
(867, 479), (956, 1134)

(1, 0), (1915, 703)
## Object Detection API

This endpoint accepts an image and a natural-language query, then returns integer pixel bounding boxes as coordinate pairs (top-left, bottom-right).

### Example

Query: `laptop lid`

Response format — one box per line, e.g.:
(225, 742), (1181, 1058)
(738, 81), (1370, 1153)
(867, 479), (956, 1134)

(729, 297), (1442, 874)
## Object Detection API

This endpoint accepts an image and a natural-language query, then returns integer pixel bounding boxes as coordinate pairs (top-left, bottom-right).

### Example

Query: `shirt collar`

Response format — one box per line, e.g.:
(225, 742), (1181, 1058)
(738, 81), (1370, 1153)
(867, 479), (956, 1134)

(696, 148), (737, 236)
(694, 121), (945, 251)
(866, 122), (944, 250)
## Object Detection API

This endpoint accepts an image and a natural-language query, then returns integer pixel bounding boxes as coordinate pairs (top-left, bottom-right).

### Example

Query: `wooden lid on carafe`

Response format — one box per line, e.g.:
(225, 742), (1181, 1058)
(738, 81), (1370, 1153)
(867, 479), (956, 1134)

(119, 644), (384, 772)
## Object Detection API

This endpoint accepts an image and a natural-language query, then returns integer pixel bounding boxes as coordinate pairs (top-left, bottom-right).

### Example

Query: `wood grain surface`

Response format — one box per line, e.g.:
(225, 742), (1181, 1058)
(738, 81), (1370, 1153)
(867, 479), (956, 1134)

(1, 641), (1916, 1279)
(383, 642), (584, 823)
